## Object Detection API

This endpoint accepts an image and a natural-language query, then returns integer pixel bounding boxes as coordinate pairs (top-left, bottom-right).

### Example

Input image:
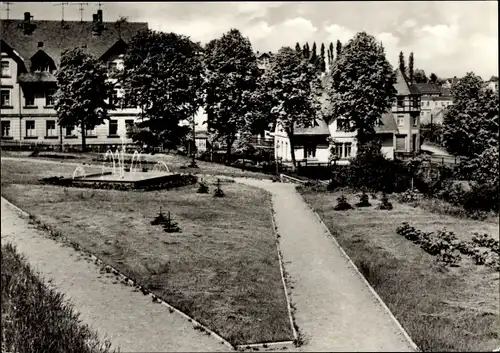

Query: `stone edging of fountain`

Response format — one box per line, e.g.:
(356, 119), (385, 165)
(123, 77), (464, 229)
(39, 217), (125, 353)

(1, 197), (235, 351)
(302, 200), (421, 352)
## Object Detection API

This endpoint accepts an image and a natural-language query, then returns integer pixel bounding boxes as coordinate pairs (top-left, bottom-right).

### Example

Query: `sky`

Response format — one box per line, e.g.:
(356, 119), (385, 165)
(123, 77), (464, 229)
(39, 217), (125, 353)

(2, 1), (498, 80)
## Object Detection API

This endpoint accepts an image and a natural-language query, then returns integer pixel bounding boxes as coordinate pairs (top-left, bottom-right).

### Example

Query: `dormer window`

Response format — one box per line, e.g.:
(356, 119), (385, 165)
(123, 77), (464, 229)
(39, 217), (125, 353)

(1, 61), (10, 78)
(30, 51), (56, 73)
(397, 97), (405, 108)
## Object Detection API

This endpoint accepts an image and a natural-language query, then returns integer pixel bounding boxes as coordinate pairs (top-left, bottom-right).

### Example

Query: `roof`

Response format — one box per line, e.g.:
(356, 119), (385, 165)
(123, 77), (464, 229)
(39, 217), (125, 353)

(440, 87), (452, 97)
(414, 83), (441, 95)
(394, 68), (420, 95)
(294, 118), (330, 135)
(1, 18), (147, 70)
(375, 112), (399, 133)
(18, 71), (56, 83)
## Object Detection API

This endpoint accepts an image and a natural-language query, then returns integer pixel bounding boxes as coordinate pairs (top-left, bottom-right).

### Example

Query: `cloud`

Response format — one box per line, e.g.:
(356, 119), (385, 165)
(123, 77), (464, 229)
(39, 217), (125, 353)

(324, 24), (355, 44)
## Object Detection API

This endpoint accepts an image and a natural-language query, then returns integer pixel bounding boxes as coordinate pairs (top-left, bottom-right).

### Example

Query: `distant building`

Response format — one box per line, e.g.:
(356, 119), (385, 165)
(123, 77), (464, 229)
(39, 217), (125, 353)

(1, 10), (147, 149)
(256, 51), (272, 71)
(414, 83), (453, 124)
(484, 76), (499, 92)
(441, 76), (460, 89)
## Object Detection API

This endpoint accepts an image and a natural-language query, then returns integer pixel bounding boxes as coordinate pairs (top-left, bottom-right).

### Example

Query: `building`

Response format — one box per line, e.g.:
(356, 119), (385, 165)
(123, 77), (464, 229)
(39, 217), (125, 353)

(484, 76), (499, 92)
(274, 68), (421, 165)
(256, 51), (272, 71)
(442, 76), (460, 89)
(1, 11), (147, 149)
(414, 83), (453, 124)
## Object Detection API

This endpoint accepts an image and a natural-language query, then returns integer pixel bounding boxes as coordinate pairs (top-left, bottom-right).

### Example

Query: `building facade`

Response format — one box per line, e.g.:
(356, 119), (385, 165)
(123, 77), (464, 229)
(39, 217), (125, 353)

(274, 68), (421, 165)
(0, 11), (147, 149)
(414, 83), (453, 125)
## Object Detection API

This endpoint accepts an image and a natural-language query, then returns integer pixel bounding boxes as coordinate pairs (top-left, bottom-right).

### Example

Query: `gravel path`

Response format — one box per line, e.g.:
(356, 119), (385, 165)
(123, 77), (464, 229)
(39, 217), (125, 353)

(234, 178), (416, 352)
(1, 198), (230, 353)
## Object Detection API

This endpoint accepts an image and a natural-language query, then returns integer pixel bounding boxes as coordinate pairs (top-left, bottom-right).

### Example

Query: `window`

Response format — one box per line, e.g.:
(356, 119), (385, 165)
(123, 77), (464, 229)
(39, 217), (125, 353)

(1, 61), (10, 77)
(413, 97), (420, 109)
(86, 127), (96, 136)
(334, 143), (343, 159)
(305, 144), (316, 158)
(1, 89), (11, 107)
(25, 92), (35, 106)
(46, 120), (56, 136)
(109, 119), (118, 136)
(336, 118), (349, 132)
(397, 115), (405, 127)
(110, 89), (119, 107)
(26, 120), (35, 137)
(426, 101), (430, 106)
(1, 121), (11, 137)
(397, 97), (405, 108)
(66, 126), (75, 136)
(412, 116), (418, 127)
(344, 143), (352, 158)
(45, 89), (55, 106)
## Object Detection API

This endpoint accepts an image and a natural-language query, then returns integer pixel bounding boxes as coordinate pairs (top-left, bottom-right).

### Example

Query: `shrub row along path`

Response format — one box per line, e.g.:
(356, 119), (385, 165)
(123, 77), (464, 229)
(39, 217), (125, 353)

(0, 197), (230, 353)
(234, 178), (416, 352)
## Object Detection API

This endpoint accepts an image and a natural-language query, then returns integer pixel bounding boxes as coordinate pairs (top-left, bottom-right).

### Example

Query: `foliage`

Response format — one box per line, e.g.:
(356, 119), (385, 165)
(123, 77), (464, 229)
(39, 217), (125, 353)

(327, 32), (397, 148)
(213, 178), (225, 198)
(377, 192), (393, 210)
(335, 40), (342, 58)
(397, 188), (422, 203)
(1, 243), (114, 353)
(398, 51), (405, 73)
(319, 43), (326, 72)
(408, 52), (414, 82)
(151, 207), (181, 233)
(203, 29), (261, 157)
(55, 47), (110, 152)
(429, 73), (438, 84)
(413, 69), (428, 83)
(355, 191), (371, 207)
(197, 179), (209, 194)
(420, 122), (443, 145)
(442, 72), (499, 158)
(265, 46), (320, 170)
(121, 30), (204, 150)
(334, 194), (353, 211)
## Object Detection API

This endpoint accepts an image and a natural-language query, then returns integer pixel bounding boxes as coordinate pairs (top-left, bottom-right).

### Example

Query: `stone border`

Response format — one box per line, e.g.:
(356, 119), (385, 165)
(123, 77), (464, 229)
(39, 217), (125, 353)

(300, 198), (421, 352)
(1, 197), (235, 351)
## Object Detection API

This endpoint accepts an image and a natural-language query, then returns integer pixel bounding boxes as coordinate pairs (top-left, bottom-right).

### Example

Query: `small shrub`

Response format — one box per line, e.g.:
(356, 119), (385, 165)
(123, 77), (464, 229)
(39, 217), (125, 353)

(377, 192), (393, 210)
(334, 194), (353, 211)
(213, 179), (225, 198)
(355, 191), (371, 207)
(397, 188), (422, 203)
(197, 179), (209, 194)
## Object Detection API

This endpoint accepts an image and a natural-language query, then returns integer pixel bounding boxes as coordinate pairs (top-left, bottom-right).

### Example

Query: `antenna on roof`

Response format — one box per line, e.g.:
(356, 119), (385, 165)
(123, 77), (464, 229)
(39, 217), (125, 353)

(3, 2), (13, 20)
(53, 2), (69, 22)
(98, 1), (104, 10)
(69, 2), (88, 23)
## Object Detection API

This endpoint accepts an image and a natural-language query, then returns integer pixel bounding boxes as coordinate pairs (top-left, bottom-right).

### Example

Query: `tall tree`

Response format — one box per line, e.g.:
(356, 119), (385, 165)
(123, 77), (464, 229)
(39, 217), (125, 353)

(413, 69), (428, 83)
(203, 28), (261, 160)
(408, 52), (414, 82)
(328, 32), (397, 149)
(295, 42), (302, 56)
(120, 30), (204, 151)
(319, 42), (326, 72)
(310, 42), (318, 66)
(429, 73), (438, 84)
(442, 72), (499, 158)
(265, 47), (320, 171)
(335, 40), (342, 58)
(55, 48), (110, 152)
(302, 42), (310, 59)
(399, 51), (405, 74)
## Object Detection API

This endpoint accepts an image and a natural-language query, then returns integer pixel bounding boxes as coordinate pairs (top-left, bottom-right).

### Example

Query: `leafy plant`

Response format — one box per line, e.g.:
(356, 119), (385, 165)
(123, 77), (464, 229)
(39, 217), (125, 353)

(355, 191), (371, 207)
(334, 194), (353, 211)
(197, 179), (209, 194)
(397, 188), (422, 203)
(151, 207), (181, 232)
(377, 192), (393, 210)
(213, 178), (225, 198)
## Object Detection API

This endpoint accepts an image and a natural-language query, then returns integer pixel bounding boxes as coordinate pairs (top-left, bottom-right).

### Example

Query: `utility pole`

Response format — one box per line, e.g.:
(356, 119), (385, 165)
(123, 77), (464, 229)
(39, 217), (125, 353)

(3, 2), (13, 20)
(69, 2), (88, 22)
(53, 2), (69, 22)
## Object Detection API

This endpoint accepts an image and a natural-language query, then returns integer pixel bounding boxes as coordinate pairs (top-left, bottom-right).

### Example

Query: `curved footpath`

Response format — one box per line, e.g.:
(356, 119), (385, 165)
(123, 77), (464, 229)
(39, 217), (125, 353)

(233, 178), (416, 352)
(1, 198), (230, 353)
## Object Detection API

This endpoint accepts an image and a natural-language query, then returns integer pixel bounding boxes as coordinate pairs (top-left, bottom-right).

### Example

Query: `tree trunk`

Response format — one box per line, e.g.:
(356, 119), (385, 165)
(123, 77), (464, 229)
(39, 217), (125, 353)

(59, 125), (63, 152)
(288, 131), (297, 172)
(225, 136), (234, 164)
(81, 121), (86, 153)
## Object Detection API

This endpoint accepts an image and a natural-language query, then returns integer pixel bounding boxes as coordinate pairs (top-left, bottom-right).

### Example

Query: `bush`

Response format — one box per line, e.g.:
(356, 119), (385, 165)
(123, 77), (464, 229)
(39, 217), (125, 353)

(1, 243), (114, 353)
(377, 192), (393, 210)
(197, 179), (209, 194)
(213, 179), (225, 198)
(397, 188), (422, 204)
(334, 194), (353, 211)
(151, 208), (180, 233)
(355, 191), (371, 207)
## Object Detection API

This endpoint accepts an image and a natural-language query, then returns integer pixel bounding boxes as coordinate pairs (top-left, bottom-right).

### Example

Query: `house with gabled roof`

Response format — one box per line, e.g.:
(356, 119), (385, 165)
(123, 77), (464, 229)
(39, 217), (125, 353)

(414, 83), (453, 125)
(0, 10), (147, 148)
(274, 67), (422, 165)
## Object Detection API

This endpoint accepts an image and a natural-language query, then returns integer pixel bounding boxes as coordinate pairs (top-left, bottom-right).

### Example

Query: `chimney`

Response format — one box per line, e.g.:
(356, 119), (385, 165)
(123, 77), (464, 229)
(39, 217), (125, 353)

(97, 9), (103, 23)
(92, 14), (98, 23)
(24, 12), (31, 23)
(37, 41), (43, 48)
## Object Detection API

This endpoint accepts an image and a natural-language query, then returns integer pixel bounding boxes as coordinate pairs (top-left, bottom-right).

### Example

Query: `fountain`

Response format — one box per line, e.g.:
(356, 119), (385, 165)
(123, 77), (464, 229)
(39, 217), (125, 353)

(152, 161), (170, 173)
(130, 150), (142, 173)
(72, 166), (86, 179)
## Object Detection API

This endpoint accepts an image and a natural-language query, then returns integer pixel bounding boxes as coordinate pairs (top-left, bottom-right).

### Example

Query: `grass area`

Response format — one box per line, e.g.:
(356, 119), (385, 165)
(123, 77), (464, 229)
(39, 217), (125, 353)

(1, 158), (293, 345)
(298, 187), (499, 352)
(1, 242), (114, 353)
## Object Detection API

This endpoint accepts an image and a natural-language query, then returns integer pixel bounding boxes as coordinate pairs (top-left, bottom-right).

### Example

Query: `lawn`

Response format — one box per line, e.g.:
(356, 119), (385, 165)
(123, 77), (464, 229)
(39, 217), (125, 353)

(298, 187), (499, 352)
(1, 158), (293, 345)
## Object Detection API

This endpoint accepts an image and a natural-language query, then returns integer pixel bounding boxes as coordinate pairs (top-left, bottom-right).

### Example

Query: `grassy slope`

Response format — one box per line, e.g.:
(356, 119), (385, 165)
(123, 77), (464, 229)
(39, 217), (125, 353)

(1, 159), (292, 345)
(299, 189), (499, 352)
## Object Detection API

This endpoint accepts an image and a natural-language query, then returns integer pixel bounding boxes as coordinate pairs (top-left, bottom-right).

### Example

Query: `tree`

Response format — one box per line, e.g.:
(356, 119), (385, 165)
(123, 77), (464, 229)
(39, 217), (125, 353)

(328, 32), (397, 150)
(120, 30), (204, 152)
(203, 28), (261, 160)
(399, 51), (405, 74)
(328, 42), (334, 66)
(335, 40), (342, 58)
(295, 42), (302, 56)
(429, 73), (438, 84)
(310, 42), (318, 66)
(442, 72), (499, 158)
(265, 47), (320, 171)
(302, 42), (310, 59)
(55, 47), (110, 152)
(319, 43), (326, 72)
(413, 69), (428, 83)
(408, 52), (414, 82)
